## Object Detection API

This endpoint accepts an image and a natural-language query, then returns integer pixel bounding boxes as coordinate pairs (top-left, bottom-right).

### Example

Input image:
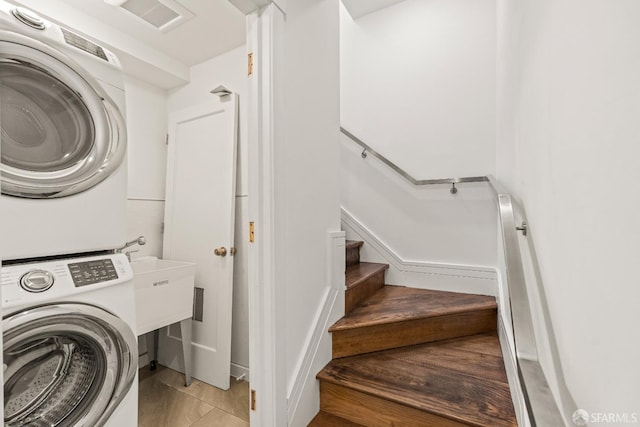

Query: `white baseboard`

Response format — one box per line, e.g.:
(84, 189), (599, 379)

(341, 207), (498, 296)
(287, 231), (345, 427)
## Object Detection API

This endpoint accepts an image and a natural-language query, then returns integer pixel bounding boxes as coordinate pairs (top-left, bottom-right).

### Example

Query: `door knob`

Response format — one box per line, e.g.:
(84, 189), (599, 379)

(214, 247), (227, 257)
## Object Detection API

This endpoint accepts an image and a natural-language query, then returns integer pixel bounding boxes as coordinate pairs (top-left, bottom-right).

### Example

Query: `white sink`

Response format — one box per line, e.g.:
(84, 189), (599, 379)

(131, 258), (196, 336)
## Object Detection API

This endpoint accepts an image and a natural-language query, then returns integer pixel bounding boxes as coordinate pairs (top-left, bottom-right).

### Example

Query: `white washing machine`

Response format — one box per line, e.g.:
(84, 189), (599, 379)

(1, 253), (138, 426)
(0, 1), (128, 260)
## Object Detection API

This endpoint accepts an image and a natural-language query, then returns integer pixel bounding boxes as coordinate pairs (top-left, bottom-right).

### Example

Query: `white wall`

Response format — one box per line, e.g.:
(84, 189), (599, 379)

(268, 0), (341, 424)
(497, 0), (640, 420)
(340, 0), (498, 273)
(167, 45), (250, 375)
(278, 0), (341, 389)
(126, 76), (169, 201)
(123, 75), (168, 363)
(340, 0), (496, 179)
(124, 76), (168, 260)
(342, 134), (497, 268)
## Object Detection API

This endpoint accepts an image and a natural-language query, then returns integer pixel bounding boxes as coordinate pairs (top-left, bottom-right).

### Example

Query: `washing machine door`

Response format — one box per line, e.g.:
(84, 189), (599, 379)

(3, 303), (137, 427)
(0, 30), (126, 198)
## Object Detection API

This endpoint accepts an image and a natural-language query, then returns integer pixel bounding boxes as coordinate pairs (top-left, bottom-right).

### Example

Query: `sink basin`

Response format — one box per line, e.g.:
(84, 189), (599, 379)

(131, 258), (196, 335)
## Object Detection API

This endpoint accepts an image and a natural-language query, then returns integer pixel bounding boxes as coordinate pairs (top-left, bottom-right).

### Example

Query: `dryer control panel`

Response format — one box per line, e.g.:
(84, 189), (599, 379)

(68, 258), (119, 287)
(1, 253), (132, 309)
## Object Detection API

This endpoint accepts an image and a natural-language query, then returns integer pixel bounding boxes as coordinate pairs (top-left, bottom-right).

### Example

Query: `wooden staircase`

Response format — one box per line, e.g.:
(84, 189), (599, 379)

(309, 240), (517, 427)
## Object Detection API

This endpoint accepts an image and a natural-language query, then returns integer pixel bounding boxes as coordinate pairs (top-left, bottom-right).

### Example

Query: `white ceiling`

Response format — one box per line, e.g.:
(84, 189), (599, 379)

(13, 0), (246, 88)
(57, 0), (246, 67)
(9, 0), (404, 88)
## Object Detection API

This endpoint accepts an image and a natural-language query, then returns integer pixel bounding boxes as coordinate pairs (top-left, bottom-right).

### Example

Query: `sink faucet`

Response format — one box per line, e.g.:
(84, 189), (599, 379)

(117, 236), (146, 261)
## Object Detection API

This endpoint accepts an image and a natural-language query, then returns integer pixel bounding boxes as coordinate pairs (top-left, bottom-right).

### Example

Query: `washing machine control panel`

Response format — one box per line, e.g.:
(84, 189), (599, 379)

(1, 254), (132, 309)
(68, 259), (119, 287)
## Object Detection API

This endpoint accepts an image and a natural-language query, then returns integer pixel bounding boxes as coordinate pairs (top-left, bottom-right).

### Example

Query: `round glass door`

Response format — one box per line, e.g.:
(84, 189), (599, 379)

(0, 30), (126, 198)
(3, 304), (137, 427)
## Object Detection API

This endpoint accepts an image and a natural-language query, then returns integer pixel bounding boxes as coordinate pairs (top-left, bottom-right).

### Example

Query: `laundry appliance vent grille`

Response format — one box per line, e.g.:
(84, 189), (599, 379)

(119, 0), (193, 33)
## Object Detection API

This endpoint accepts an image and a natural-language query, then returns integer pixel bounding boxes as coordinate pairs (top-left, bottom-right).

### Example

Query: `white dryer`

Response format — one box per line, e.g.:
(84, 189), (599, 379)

(1, 253), (138, 427)
(0, 2), (128, 260)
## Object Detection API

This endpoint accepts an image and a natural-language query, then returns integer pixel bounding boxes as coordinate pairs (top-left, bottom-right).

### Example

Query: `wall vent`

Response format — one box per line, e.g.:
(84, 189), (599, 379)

(193, 287), (204, 322)
(117, 0), (193, 33)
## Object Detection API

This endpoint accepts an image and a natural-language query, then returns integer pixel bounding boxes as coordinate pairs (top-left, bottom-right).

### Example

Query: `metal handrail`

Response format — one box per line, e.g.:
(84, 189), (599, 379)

(486, 176), (565, 427)
(342, 127), (567, 426)
(340, 127), (487, 186)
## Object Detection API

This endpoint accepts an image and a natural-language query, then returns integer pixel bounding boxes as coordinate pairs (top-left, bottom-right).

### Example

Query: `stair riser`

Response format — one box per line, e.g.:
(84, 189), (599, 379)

(345, 240), (364, 268)
(345, 271), (385, 314)
(320, 382), (468, 427)
(346, 245), (361, 268)
(332, 308), (497, 359)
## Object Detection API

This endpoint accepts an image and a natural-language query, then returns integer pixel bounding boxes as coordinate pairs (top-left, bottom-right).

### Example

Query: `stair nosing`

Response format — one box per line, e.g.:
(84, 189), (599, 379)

(345, 240), (364, 248)
(345, 262), (389, 289)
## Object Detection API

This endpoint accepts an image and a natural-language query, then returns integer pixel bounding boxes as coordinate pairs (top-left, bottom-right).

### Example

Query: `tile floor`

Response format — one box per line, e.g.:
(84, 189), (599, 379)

(138, 365), (250, 427)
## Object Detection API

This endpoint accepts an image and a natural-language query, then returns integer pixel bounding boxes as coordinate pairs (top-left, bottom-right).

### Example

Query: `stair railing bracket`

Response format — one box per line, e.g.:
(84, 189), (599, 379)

(516, 221), (528, 237)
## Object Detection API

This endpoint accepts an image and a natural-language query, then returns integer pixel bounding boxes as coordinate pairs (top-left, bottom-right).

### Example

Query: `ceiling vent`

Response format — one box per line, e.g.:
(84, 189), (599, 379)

(105, 0), (193, 33)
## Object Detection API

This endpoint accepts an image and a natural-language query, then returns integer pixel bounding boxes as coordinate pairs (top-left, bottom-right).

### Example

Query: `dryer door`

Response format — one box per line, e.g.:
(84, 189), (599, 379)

(0, 30), (126, 198)
(3, 303), (137, 427)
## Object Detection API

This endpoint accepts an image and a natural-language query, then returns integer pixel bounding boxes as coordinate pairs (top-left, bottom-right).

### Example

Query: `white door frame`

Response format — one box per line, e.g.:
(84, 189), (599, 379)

(246, 4), (287, 426)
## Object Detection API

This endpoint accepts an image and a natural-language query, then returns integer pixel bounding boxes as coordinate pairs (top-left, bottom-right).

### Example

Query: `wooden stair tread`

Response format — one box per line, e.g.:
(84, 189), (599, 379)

(308, 411), (364, 426)
(345, 262), (388, 290)
(331, 285), (497, 332)
(345, 240), (364, 250)
(318, 333), (517, 427)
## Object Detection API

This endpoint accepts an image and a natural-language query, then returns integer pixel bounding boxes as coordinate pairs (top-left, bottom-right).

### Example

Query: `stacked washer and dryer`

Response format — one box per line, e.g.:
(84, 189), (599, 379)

(0, 2), (138, 426)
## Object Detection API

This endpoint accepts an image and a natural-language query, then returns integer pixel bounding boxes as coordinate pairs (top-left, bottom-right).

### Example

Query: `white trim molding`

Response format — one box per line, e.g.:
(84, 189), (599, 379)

(287, 231), (346, 426)
(341, 207), (498, 296)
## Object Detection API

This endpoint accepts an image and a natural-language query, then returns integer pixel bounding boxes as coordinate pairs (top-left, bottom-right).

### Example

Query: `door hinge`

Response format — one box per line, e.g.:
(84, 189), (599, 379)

(165, 134), (169, 145)
(251, 389), (257, 411)
(249, 222), (255, 243)
(248, 52), (254, 76)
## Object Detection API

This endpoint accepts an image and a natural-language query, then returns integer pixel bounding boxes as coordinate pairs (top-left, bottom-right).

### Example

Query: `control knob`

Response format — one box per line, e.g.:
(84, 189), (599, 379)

(20, 269), (54, 293)
(11, 8), (46, 30)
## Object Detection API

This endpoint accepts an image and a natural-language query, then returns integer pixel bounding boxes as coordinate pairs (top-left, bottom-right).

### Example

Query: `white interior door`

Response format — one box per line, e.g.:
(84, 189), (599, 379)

(161, 95), (238, 390)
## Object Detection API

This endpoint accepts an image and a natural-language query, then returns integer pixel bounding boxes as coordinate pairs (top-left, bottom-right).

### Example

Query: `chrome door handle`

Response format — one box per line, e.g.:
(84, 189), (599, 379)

(214, 247), (227, 257)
